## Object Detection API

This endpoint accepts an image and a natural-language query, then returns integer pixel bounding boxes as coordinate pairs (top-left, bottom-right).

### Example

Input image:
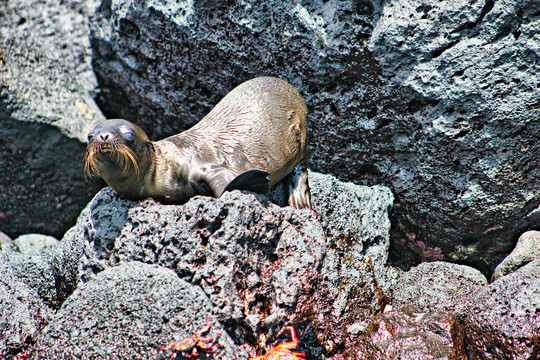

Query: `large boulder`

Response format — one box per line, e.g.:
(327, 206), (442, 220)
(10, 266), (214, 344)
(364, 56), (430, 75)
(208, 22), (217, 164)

(88, 0), (540, 273)
(390, 261), (488, 314)
(50, 172), (394, 357)
(33, 261), (246, 359)
(0, 253), (52, 359)
(369, 0), (540, 273)
(0, 0), (105, 238)
(460, 260), (540, 359)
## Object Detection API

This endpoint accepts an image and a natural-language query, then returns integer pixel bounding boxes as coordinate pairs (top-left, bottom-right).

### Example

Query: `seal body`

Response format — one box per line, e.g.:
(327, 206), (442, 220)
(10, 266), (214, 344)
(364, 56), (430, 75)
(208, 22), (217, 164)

(85, 77), (312, 209)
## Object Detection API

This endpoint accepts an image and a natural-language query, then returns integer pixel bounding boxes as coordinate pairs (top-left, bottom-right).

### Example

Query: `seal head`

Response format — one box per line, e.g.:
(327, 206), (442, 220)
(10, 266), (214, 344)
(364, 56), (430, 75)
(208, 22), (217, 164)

(84, 119), (154, 200)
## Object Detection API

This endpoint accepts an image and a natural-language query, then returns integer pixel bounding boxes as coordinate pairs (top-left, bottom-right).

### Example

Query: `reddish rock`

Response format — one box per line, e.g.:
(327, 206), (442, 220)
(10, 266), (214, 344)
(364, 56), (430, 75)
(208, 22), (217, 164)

(391, 261), (487, 314)
(462, 260), (540, 359)
(331, 307), (466, 360)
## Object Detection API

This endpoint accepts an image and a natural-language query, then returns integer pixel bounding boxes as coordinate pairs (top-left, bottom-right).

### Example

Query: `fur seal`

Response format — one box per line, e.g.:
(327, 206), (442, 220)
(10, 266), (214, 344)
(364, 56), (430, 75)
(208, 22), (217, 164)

(84, 76), (312, 209)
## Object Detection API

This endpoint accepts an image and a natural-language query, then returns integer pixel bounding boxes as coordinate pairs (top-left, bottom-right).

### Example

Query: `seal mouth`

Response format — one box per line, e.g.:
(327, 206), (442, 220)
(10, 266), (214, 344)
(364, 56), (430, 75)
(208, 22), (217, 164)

(84, 138), (140, 179)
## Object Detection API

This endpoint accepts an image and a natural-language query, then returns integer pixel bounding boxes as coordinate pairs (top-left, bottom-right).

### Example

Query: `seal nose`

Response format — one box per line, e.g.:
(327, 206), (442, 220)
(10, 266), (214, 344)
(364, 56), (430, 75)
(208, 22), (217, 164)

(98, 132), (113, 142)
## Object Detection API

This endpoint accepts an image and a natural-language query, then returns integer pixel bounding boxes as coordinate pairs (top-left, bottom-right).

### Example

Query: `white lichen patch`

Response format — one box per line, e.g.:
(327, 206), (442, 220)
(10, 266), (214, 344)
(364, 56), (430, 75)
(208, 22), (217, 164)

(149, 0), (194, 27)
(291, 4), (329, 46)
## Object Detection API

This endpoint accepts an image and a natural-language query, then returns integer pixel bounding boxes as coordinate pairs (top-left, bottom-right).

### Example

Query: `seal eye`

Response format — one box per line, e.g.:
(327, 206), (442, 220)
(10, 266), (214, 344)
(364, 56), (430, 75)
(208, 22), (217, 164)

(87, 134), (94, 142)
(124, 131), (135, 142)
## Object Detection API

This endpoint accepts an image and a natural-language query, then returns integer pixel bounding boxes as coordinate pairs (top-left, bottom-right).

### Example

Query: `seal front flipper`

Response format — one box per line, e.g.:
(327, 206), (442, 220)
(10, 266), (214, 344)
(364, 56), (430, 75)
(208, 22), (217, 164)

(224, 169), (270, 195)
(207, 166), (270, 197)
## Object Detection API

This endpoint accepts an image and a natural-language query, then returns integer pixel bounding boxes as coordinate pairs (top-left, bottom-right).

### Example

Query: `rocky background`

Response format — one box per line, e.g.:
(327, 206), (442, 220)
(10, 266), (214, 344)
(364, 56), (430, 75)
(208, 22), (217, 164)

(1, 0), (539, 359)
(0, 0), (104, 238)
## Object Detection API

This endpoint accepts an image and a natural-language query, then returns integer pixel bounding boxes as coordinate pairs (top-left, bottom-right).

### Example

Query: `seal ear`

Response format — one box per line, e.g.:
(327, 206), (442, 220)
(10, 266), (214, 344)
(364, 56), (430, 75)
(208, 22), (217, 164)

(207, 167), (270, 197)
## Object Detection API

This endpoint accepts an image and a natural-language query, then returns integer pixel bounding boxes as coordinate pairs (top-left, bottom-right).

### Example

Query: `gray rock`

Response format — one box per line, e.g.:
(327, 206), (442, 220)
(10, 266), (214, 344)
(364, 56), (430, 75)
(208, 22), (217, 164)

(10, 234), (59, 255)
(0, 230), (13, 251)
(298, 172), (396, 354)
(0, 0), (104, 140)
(369, 0), (540, 271)
(88, 0), (539, 273)
(269, 171), (394, 273)
(3, 233), (60, 306)
(51, 171), (394, 357)
(33, 261), (246, 359)
(52, 187), (328, 344)
(492, 230), (540, 281)
(3, 251), (57, 308)
(310, 172), (393, 269)
(0, 253), (52, 358)
(461, 260), (540, 359)
(0, 0), (104, 238)
(391, 261), (488, 314)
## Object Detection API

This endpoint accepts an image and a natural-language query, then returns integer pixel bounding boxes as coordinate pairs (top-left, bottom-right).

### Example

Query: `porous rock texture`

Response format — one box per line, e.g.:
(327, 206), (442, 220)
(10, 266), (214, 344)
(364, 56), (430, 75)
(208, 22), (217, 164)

(2, 170), (539, 358)
(0, 0), (104, 238)
(390, 261), (488, 314)
(460, 259), (540, 359)
(331, 308), (467, 360)
(299, 172), (396, 354)
(89, 0), (540, 273)
(33, 261), (246, 359)
(49, 171), (394, 358)
(51, 188), (328, 334)
(2, 251), (57, 308)
(0, 253), (52, 359)
(0, 169), (395, 358)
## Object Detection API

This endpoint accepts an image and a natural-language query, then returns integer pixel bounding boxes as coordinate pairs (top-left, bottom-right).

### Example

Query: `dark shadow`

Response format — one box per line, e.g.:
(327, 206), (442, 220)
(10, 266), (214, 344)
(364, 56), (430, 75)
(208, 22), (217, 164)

(0, 118), (103, 239)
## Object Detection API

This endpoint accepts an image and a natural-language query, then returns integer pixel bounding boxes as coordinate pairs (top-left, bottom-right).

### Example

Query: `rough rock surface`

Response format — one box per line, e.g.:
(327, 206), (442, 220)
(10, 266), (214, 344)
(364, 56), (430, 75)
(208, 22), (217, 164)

(461, 259), (540, 359)
(0, 230), (12, 249)
(390, 261), (488, 314)
(88, 0), (540, 272)
(50, 171), (394, 357)
(492, 230), (540, 281)
(371, 0), (540, 272)
(2, 0), (538, 358)
(0, 0), (104, 139)
(33, 261), (245, 359)
(309, 172), (393, 272)
(331, 307), (466, 360)
(52, 188), (326, 340)
(8, 234), (59, 255)
(3, 251), (57, 308)
(0, 253), (52, 359)
(300, 173), (396, 354)
(0, 0), (104, 238)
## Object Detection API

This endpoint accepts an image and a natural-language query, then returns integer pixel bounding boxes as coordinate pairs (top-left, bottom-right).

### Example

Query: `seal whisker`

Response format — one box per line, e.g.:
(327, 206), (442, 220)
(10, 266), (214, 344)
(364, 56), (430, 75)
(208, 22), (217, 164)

(83, 144), (100, 179)
(116, 142), (140, 178)
(83, 139), (140, 179)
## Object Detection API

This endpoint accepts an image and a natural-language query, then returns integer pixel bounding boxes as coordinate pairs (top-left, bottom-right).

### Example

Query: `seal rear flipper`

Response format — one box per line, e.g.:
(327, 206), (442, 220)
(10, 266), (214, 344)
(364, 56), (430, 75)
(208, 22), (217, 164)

(286, 165), (312, 209)
(224, 169), (270, 195)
